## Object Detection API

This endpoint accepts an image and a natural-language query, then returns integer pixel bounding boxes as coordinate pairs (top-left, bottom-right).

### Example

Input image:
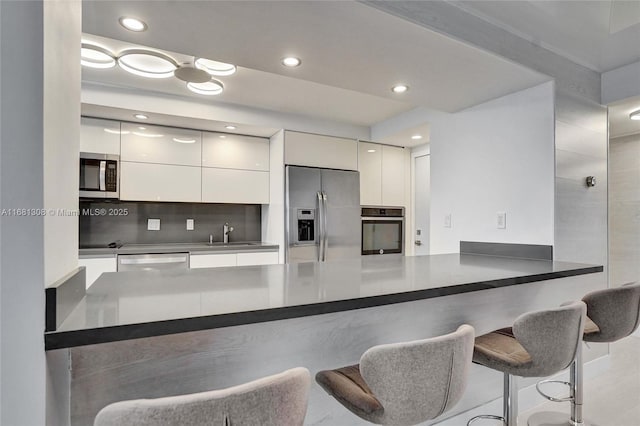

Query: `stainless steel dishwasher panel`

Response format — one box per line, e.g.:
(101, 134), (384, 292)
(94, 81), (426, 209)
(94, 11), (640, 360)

(117, 253), (190, 272)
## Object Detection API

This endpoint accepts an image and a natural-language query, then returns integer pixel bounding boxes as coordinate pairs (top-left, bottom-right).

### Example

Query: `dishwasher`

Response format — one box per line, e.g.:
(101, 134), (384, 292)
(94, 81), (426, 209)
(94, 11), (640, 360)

(117, 253), (189, 272)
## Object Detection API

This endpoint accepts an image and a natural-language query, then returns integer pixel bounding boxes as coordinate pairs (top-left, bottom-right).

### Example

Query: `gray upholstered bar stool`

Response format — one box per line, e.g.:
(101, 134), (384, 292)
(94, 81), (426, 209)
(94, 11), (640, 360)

(529, 282), (640, 426)
(467, 301), (586, 426)
(316, 324), (474, 425)
(94, 367), (311, 426)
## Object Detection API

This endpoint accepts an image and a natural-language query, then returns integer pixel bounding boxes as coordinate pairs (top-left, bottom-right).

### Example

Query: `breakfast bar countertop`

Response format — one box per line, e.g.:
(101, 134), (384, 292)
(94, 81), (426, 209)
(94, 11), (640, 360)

(45, 253), (602, 350)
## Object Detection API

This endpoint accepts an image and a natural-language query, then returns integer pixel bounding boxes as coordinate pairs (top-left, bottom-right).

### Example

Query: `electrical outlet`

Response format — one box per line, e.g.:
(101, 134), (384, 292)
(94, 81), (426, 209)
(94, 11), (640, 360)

(147, 218), (160, 231)
(186, 219), (194, 231)
(497, 212), (506, 229)
(444, 213), (452, 228)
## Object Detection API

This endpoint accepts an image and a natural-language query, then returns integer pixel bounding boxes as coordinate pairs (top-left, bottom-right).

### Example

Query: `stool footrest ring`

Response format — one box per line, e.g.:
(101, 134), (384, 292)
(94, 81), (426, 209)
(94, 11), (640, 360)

(467, 414), (506, 425)
(535, 379), (573, 402)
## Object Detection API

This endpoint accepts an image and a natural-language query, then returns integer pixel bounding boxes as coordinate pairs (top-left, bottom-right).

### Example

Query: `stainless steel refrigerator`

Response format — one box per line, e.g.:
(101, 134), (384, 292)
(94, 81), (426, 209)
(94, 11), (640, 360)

(285, 166), (361, 263)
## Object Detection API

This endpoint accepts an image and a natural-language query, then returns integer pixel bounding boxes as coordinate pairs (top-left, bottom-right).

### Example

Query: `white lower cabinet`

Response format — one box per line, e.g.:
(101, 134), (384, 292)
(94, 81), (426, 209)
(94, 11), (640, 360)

(79, 257), (117, 288)
(202, 168), (269, 204)
(236, 252), (279, 266)
(120, 162), (201, 202)
(190, 253), (237, 269)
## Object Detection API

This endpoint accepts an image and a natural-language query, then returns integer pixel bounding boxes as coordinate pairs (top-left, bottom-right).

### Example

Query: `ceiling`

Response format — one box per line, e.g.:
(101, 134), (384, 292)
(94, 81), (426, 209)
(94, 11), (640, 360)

(609, 96), (640, 138)
(81, 0), (550, 145)
(451, 0), (640, 73)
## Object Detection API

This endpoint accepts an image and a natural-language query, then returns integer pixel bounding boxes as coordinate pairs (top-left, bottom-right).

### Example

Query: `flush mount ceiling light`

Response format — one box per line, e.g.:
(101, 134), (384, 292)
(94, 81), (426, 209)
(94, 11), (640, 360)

(630, 109), (640, 120)
(367, 149), (376, 153)
(195, 58), (237, 76)
(186, 79), (224, 96)
(81, 43), (116, 69)
(174, 65), (211, 83)
(119, 17), (147, 32)
(133, 114), (148, 120)
(411, 135), (423, 140)
(282, 56), (301, 67)
(391, 84), (409, 94)
(173, 137), (196, 144)
(118, 49), (178, 79)
(225, 125), (236, 130)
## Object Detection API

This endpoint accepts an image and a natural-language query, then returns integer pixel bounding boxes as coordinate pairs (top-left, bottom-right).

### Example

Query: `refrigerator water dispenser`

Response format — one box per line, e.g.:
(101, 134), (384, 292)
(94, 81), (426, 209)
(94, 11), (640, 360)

(296, 209), (315, 243)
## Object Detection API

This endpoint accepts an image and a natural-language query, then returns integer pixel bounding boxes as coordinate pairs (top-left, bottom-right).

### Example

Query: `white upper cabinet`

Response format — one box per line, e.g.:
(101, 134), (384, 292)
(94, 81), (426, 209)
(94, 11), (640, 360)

(358, 142), (383, 206)
(202, 168), (269, 204)
(120, 123), (201, 166)
(120, 162), (201, 202)
(284, 131), (358, 171)
(80, 117), (121, 155)
(381, 145), (406, 207)
(202, 132), (269, 171)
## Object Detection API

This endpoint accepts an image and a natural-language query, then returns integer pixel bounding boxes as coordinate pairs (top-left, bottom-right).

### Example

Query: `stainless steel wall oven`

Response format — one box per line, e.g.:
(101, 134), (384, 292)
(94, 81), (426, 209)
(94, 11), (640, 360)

(361, 207), (404, 255)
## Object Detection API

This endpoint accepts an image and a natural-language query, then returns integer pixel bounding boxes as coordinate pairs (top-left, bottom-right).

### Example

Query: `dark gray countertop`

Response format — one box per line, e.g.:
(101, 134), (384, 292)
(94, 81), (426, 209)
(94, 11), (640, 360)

(79, 242), (279, 257)
(45, 254), (602, 350)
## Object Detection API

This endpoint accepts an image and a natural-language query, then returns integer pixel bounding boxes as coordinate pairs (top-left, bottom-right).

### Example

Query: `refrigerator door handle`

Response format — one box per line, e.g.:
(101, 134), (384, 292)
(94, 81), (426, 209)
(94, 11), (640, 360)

(322, 191), (328, 261)
(317, 191), (324, 262)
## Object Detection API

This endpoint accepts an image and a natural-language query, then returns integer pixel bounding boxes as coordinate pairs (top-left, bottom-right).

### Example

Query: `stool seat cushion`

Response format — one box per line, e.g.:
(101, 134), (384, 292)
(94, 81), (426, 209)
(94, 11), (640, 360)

(583, 316), (600, 336)
(315, 365), (383, 417)
(473, 327), (532, 370)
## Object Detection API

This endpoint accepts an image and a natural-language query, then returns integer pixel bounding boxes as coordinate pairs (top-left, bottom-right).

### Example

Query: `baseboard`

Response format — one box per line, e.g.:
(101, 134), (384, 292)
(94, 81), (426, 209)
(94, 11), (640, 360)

(433, 354), (611, 425)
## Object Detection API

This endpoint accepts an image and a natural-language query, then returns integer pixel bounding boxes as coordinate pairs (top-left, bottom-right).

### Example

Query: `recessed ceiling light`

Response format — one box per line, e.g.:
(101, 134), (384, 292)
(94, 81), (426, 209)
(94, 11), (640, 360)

(391, 84), (409, 94)
(282, 57), (301, 67)
(225, 125), (236, 130)
(630, 109), (640, 120)
(411, 135), (423, 140)
(133, 114), (148, 120)
(81, 43), (116, 69)
(219, 135), (226, 139)
(118, 49), (178, 79)
(138, 126), (146, 130)
(195, 58), (237, 76)
(186, 79), (224, 96)
(367, 149), (376, 153)
(173, 137), (196, 144)
(119, 17), (147, 32)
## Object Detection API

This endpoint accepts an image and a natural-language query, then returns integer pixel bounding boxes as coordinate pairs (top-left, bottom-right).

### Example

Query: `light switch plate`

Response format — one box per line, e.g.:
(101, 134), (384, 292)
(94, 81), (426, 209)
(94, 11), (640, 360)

(497, 212), (506, 229)
(444, 214), (452, 228)
(147, 218), (161, 231)
(186, 219), (194, 231)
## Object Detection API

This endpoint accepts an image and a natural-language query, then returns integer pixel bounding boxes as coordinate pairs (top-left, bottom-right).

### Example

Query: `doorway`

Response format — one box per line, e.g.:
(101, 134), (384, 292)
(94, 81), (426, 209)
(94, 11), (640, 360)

(413, 154), (430, 256)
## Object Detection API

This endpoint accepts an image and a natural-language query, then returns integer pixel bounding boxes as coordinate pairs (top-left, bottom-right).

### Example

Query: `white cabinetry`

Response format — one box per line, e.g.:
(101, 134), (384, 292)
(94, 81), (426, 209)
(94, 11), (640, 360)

(190, 251), (278, 269)
(120, 162), (201, 202)
(80, 117), (121, 155)
(357, 142), (406, 207)
(121, 123), (201, 166)
(79, 257), (117, 288)
(237, 251), (279, 266)
(202, 168), (269, 204)
(202, 133), (269, 171)
(285, 131), (358, 171)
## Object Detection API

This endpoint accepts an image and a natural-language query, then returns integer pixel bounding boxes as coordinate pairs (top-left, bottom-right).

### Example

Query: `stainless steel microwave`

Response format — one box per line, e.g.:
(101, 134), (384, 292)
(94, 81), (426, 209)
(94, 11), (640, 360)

(79, 153), (119, 199)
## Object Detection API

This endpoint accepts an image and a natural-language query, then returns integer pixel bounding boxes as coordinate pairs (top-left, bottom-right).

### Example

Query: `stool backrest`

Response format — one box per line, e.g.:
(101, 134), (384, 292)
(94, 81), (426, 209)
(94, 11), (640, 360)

(583, 282), (640, 342)
(512, 301), (585, 377)
(359, 324), (474, 425)
(94, 367), (311, 426)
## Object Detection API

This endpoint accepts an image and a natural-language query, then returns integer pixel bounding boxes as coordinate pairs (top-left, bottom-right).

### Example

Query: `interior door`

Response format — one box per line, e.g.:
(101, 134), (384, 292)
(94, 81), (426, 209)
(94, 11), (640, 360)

(321, 169), (361, 261)
(414, 155), (430, 256)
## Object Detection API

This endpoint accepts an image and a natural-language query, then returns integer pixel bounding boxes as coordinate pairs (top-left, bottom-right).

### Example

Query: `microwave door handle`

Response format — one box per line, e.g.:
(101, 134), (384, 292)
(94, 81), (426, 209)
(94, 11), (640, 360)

(99, 160), (107, 191)
(317, 191), (324, 262)
(322, 192), (328, 261)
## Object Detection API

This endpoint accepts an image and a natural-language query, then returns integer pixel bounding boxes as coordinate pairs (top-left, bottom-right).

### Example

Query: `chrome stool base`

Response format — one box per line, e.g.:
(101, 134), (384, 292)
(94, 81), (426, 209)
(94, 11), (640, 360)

(527, 411), (598, 426)
(468, 414), (505, 425)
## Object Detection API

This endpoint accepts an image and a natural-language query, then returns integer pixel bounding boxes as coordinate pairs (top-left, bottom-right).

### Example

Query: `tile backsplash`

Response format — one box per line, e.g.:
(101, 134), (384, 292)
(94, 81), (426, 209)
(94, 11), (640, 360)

(79, 200), (261, 247)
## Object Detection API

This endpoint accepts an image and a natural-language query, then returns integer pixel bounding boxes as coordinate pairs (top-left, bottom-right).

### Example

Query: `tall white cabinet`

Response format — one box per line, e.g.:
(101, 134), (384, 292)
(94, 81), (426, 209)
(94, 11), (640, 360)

(358, 142), (406, 207)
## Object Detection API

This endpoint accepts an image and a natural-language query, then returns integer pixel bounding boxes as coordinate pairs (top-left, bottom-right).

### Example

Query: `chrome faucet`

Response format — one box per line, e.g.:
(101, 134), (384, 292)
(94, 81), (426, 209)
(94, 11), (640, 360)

(223, 223), (234, 244)
(209, 234), (214, 245)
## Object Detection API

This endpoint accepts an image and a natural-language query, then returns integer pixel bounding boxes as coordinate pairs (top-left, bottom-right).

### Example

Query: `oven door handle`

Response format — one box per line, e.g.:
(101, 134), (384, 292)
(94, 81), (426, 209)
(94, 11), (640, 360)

(361, 217), (404, 221)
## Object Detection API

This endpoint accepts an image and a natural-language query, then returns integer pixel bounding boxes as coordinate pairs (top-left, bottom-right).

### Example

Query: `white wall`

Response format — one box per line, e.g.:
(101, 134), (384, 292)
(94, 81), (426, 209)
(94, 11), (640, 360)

(82, 83), (370, 141)
(43, 0), (80, 286)
(601, 61), (640, 105)
(262, 130), (285, 262)
(0, 2), (46, 424)
(429, 82), (555, 253)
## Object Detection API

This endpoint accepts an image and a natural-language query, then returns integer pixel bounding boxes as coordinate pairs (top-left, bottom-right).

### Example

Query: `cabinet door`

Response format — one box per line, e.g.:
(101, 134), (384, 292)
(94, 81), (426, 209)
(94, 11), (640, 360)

(202, 132), (269, 171)
(284, 131), (358, 171)
(78, 257), (117, 288)
(358, 142), (382, 206)
(120, 162), (201, 202)
(236, 252), (279, 266)
(381, 145), (406, 207)
(80, 117), (121, 155)
(190, 253), (237, 269)
(120, 123), (201, 166)
(202, 168), (269, 204)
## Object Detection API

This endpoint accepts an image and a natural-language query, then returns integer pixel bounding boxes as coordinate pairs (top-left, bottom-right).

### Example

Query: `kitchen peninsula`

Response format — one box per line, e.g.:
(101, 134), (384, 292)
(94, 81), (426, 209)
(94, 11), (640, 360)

(46, 250), (604, 426)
